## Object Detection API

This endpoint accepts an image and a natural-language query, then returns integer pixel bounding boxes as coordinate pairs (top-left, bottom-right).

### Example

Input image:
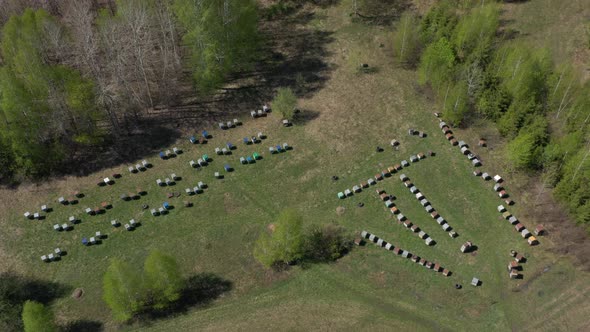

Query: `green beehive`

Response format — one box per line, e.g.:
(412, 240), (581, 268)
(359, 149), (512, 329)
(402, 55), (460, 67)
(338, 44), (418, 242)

(337, 192), (345, 199)
(202, 154), (209, 161)
(253, 152), (261, 160)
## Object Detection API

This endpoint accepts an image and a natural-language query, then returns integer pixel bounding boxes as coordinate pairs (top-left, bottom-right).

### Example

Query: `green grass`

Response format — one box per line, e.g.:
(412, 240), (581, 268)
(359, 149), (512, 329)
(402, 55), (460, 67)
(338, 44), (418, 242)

(1, 1), (590, 331)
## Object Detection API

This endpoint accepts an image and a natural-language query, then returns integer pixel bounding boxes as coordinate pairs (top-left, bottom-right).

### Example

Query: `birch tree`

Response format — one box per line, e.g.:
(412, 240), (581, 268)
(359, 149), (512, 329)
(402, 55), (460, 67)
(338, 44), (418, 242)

(392, 12), (421, 65)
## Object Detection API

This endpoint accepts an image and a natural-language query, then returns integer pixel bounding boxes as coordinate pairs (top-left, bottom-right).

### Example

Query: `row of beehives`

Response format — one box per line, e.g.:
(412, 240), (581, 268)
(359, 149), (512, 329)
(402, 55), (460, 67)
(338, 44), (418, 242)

(374, 188), (436, 246)
(439, 121), (482, 167)
(22, 159), (151, 221)
(398, 173), (458, 237)
(473, 170), (514, 203)
(337, 152), (433, 199)
(497, 205), (541, 246)
(361, 231), (451, 276)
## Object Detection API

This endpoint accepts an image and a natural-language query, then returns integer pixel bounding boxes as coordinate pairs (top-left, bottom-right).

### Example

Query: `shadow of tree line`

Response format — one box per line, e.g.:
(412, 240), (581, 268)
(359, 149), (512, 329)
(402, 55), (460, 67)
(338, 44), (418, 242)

(0, 271), (232, 331)
(0, 272), (80, 332)
(136, 273), (233, 325)
(158, 4), (336, 122)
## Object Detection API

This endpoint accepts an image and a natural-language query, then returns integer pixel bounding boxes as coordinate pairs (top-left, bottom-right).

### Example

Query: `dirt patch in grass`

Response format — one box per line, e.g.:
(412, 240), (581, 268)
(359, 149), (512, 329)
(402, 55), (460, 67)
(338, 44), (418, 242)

(223, 192), (241, 215)
(368, 270), (387, 287)
(336, 206), (345, 215)
(519, 179), (590, 271)
(267, 223), (276, 233)
(262, 266), (293, 286)
(72, 288), (84, 299)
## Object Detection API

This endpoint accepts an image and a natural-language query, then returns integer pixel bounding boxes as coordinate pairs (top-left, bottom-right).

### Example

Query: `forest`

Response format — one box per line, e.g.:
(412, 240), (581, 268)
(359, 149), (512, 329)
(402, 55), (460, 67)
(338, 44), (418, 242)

(0, 0), (258, 180)
(392, 1), (590, 226)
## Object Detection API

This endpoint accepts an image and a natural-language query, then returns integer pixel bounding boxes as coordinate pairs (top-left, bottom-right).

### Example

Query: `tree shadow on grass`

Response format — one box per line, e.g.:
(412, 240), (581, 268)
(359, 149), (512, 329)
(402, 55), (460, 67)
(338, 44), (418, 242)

(180, 273), (233, 309)
(66, 123), (182, 177)
(62, 320), (104, 332)
(0, 272), (70, 305)
(293, 109), (320, 126)
(140, 273), (233, 322)
(0, 272), (71, 331)
(150, 3), (337, 129)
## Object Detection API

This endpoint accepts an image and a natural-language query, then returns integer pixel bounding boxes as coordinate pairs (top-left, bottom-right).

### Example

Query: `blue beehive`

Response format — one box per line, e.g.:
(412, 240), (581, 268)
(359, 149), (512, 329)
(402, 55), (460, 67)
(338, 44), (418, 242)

(82, 238), (89, 246)
(276, 145), (283, 152)
(159, 151), (165, 159)
(226, 142), (234, 150)
(202, 130), (209, 138)
(246, 156), (254, 163)
(224, 164), (232, 172)
(190, 136), (197, 144)
(163, 202), (170, 210)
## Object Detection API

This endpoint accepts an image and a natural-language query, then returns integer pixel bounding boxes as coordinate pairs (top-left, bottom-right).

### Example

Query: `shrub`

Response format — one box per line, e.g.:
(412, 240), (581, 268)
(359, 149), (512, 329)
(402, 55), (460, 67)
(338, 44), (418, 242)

(253, 231), (279, 268)
(303, 224), (353, 262)
(272, 87), (298, 120)
(22, 301), (56, 332)
(254, 209), (305, 268)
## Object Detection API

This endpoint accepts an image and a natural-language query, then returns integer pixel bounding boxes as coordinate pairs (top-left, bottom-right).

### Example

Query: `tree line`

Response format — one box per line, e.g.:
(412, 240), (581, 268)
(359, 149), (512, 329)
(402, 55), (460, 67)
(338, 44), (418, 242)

(392, 0), (590, 225)
(0, 0), (259, 181)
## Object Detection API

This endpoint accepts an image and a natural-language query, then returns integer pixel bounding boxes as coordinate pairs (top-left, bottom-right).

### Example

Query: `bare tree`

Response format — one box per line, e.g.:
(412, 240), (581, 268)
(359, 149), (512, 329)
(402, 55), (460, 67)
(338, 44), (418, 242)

(149, 0), (182, 104)
(465, 60), (483, 98)
(61, 0), (121, 131)
(118, 0), (155, 109)
(98, 0), (182, 115)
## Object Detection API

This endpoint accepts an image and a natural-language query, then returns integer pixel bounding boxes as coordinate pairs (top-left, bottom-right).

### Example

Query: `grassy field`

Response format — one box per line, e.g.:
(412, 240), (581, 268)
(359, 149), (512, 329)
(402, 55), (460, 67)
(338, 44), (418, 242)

(1, 1), (590, 331)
